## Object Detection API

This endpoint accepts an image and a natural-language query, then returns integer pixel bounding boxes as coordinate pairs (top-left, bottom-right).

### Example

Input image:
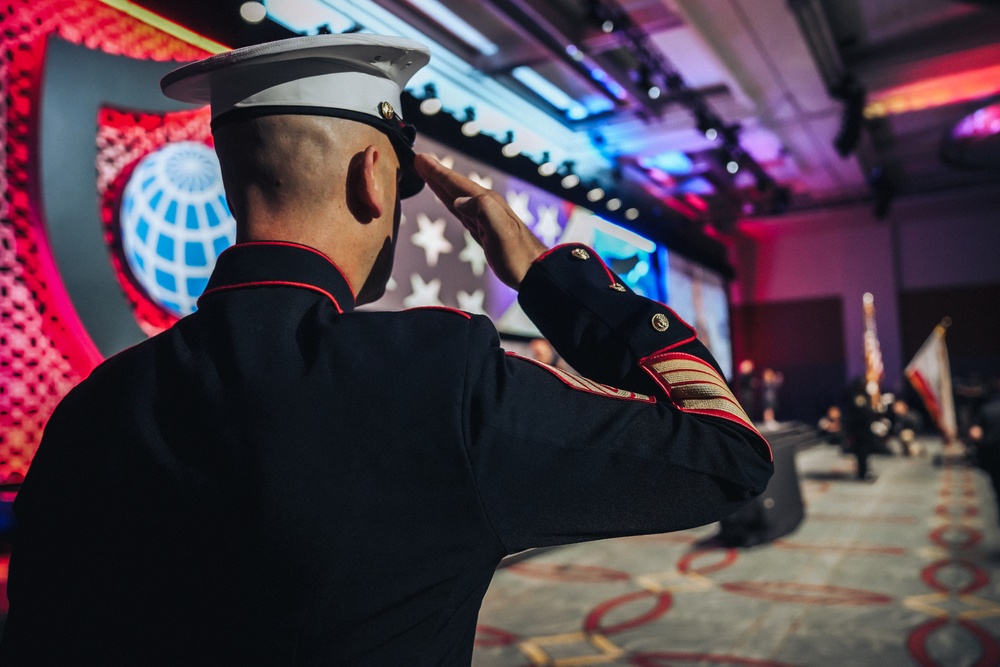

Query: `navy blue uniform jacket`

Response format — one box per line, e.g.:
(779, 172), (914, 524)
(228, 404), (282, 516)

(1, 241), (772, 664)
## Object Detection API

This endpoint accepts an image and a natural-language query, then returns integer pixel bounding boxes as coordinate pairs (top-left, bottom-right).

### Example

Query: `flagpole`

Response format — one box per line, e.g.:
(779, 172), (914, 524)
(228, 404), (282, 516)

(862, 293), (884, 410)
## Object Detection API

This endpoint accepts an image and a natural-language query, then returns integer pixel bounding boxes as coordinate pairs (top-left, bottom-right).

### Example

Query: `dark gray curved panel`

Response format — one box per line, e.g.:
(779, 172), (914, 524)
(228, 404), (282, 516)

(40, 36), (197, 357)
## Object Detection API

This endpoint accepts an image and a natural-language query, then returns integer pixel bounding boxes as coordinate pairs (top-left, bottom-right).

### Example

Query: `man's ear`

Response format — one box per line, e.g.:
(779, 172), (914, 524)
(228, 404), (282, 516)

(347, 144), (384, 222)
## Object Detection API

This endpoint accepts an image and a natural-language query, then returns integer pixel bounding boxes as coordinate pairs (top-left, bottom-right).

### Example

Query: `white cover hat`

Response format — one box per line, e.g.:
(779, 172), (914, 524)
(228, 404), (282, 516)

(161, 33), (431, 198)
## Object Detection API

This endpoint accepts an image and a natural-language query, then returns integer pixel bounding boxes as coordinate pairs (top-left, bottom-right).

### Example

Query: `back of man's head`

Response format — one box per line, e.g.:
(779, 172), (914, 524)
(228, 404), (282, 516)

(213, 114), (386, 225)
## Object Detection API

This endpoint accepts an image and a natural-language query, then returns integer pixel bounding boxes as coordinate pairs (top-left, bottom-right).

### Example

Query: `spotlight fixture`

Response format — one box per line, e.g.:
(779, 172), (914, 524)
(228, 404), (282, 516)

(239, 1), (266, 24)
(726, 161), (740, 174)
(501, 131), (520, 158)
(419, 84), (442, 115)
(586, 187), (605, 202)
(602, 20), (615, 33)
(625, 208), (639, 220)
(695, 110), (718, 141)
(664, 73), (684, 91)
(720, 125), (741, 149)
(647, 86), (661, 100)
(538, 152), (557, 176)
(832, 75), (866, 157)
(460, 107), (480, 137)
(606, 198), (622, 211)
(559, 161), (579, 188)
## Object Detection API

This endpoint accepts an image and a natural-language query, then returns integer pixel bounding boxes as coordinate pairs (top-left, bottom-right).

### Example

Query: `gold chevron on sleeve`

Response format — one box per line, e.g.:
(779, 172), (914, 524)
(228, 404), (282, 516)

(507, 352), (654, 403)
(642, 352), (759, 434)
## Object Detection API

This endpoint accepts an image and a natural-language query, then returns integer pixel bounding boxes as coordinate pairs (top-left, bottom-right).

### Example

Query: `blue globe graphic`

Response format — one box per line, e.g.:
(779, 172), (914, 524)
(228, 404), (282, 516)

(120, 141), (236, 316)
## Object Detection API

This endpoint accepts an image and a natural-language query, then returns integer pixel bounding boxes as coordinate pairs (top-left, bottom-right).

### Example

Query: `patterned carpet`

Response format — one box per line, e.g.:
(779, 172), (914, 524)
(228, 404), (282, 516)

(472, 440), (1000, 666)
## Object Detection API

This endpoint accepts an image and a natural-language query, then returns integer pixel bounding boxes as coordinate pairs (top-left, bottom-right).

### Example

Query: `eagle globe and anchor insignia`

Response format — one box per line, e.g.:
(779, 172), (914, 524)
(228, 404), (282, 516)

(119, 141), (237, 317)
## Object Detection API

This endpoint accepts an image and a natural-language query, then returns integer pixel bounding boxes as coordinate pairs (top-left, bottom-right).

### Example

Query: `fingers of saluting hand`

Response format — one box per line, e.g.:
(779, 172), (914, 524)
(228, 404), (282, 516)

(413, 153), (547, 290)
(414, 154), (510, 237)
(414, 154), (488, 204)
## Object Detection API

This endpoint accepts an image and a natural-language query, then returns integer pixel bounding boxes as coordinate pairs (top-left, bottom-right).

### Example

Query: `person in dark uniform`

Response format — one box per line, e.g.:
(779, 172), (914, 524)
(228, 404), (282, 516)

(0, 34), (772, 664)
(842, 377), (883, 481)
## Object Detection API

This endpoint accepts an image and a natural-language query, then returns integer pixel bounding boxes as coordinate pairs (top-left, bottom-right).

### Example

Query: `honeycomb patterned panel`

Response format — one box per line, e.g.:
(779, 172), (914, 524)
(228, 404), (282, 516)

(0, 0), (212, 482)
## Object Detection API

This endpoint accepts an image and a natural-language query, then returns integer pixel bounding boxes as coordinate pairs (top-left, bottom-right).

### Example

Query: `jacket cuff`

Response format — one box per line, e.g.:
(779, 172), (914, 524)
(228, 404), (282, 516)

(519, 243), (698, 381)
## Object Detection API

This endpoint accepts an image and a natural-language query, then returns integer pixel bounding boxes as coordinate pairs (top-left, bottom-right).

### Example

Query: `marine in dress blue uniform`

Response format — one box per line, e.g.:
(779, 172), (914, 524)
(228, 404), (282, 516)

(0, 34), (772, 665)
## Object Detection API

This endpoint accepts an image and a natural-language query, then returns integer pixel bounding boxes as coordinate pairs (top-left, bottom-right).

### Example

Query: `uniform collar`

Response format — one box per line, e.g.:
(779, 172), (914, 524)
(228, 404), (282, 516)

(199, 241), (356, 313)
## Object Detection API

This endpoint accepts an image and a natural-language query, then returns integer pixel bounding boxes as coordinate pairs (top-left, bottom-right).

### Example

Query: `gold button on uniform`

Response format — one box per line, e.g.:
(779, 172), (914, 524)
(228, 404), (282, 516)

(571, 248), (590, 260)
(651, 313), (670, 332)
(610, 283), (626, 292)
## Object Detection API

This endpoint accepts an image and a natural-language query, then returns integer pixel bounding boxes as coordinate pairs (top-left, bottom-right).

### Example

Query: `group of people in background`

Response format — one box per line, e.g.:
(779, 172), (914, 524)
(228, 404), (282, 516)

(815, 379), (923, 482)
(815, 372), (1000, 486)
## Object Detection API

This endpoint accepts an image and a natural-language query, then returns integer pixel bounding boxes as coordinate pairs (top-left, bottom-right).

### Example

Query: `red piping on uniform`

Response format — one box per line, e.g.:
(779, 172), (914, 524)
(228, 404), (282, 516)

(409, 306), (472, 319)
(638, 327), (699, 357)
(645, 350), (715, 372)
(233, 241), (354, 292)
(534, 244), (573, 263)
(199, 280), (343, 313)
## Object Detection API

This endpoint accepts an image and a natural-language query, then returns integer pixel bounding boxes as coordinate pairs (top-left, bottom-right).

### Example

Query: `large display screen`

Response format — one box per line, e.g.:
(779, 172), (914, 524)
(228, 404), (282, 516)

(375, 135), (731, 378)
(664, 251), (734, 380)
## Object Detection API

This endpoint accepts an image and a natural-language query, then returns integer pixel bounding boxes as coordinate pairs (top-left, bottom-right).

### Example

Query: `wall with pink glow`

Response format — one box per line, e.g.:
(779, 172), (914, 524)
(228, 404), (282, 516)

(730, 184), (1000, 395)
(895, 190), (1000, 289)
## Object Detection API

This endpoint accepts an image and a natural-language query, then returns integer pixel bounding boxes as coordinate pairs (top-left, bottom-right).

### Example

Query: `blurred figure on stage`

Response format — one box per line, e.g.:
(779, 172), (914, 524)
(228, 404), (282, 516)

(818, 405), (844, 447)
(528, 337), (569, 370)
(736, 358), (757, 421)
(761, 367), (783, 431)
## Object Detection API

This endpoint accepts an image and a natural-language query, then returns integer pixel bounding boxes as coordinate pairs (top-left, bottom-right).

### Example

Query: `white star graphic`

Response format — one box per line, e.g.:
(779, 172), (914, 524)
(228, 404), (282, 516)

(403, 273), (444, 308)
(506, 190), (534, 226)
(456, 289), (485, 314)
(411, 214), (453, 267)
(469, 172), (493, 189)
(459, 231), (488, 276)
(534, 205), (563, 245)
(429, 153), (455, 169)
(385, 276), (397, 292)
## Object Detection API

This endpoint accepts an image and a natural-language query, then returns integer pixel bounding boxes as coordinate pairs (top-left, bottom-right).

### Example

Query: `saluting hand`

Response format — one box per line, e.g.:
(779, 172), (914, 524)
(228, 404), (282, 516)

(414, 154), (547, 291)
